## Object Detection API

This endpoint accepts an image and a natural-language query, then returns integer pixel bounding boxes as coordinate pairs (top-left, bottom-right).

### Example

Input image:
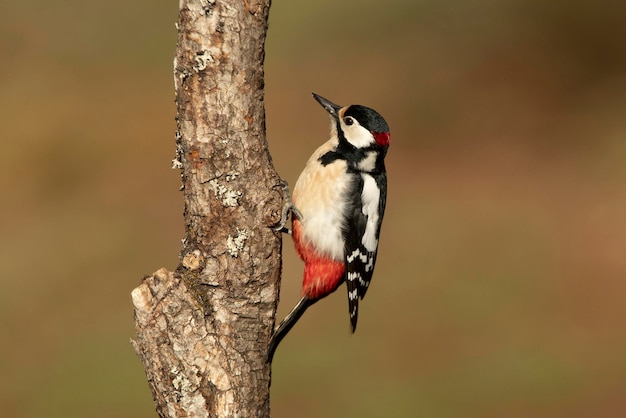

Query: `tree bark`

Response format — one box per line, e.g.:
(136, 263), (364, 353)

(131, 0), (281, 416)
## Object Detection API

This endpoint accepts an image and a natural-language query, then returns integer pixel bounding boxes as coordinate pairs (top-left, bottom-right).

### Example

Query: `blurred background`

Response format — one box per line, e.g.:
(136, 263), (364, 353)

(2, 1), (626, 417)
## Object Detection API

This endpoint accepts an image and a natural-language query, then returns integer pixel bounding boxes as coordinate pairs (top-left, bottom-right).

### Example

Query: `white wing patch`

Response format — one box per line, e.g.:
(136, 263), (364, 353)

(360, 174), (380, 252)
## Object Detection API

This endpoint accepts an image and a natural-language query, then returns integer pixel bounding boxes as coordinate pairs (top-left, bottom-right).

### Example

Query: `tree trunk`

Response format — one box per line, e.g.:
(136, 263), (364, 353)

(131, 0), (281, 416)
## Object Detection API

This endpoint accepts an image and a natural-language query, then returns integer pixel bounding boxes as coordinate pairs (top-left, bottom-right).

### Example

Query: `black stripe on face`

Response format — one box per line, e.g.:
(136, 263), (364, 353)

(319, 150), (341, 166)
(319, 147), (386, 174)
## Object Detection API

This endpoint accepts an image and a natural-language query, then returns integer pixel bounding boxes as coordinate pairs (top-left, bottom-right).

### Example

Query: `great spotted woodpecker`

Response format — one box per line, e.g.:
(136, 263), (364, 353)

(269, 93), (390, 362)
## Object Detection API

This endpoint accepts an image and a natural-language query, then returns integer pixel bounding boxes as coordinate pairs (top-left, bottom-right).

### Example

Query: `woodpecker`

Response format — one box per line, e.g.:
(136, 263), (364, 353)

(269, 93), (390, 362)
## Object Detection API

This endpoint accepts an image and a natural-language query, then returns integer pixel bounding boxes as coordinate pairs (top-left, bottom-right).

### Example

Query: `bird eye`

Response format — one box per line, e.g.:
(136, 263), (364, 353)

(344, 117), (354, 126)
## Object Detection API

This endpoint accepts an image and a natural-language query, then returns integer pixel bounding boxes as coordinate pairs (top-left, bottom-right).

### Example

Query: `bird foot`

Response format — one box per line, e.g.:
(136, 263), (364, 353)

(272, 179), (302, 235)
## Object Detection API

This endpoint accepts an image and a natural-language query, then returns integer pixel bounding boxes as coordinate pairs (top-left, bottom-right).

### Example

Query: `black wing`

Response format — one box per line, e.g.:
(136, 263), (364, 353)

(344, 172), (387, 332)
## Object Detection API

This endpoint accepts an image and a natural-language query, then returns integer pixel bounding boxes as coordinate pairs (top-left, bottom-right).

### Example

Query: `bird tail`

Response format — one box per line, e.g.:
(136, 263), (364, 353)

(268, 296), (317, 363)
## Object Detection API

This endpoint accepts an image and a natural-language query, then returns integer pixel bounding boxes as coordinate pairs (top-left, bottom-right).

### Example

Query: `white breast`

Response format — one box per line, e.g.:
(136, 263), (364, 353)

(292, 141), (350, 261)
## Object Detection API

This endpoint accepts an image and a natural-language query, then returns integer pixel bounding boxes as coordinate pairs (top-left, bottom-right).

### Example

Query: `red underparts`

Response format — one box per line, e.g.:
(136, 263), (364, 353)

(292, 220), (345, 300)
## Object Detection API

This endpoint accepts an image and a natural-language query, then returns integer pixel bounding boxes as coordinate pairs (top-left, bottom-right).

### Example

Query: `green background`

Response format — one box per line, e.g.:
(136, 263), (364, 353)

(2, 1), (626, 417)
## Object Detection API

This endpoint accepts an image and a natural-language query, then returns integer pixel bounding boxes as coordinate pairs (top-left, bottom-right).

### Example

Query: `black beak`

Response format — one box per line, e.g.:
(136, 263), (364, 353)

(312, 93), (342, 119)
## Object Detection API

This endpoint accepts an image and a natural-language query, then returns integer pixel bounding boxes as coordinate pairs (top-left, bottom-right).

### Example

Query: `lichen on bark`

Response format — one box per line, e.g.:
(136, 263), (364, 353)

(132, 1), (282, 416)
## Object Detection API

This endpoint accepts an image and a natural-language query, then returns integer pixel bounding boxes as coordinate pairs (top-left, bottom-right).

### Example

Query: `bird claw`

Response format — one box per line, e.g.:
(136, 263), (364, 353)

(272, 179), (302, 234)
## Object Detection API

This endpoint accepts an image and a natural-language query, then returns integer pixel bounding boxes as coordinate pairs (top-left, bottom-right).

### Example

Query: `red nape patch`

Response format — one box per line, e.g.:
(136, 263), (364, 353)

(292, 220), (345, 299)
(373, 131), (390, 146)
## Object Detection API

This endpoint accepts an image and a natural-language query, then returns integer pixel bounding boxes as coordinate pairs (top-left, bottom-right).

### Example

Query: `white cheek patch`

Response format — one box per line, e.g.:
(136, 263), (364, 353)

(341, 122), (375, 148)
(360, 174), (380, 252)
